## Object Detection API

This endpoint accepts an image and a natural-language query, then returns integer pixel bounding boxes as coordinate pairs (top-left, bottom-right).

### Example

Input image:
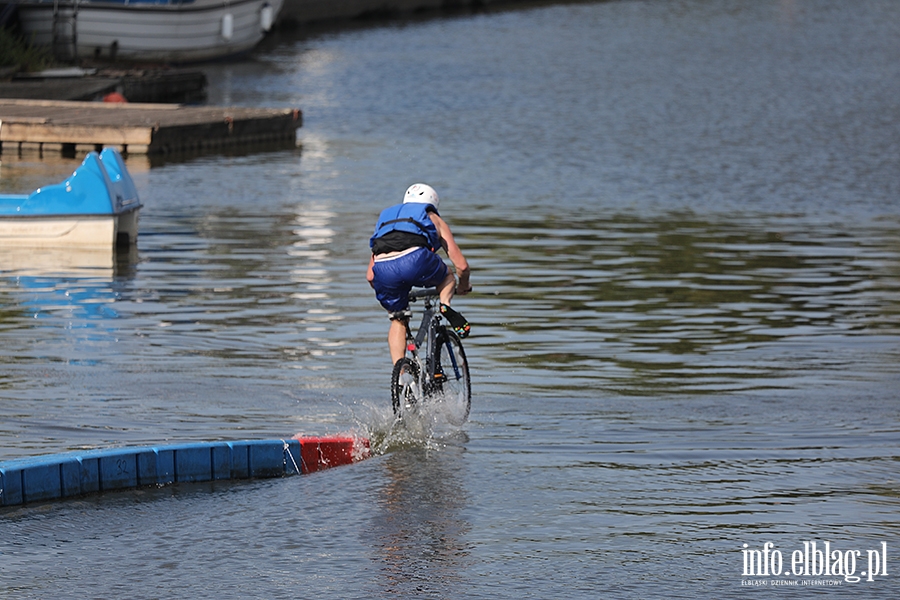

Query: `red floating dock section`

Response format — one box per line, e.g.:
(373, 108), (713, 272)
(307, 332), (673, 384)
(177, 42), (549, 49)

(293, 435), (371, 474)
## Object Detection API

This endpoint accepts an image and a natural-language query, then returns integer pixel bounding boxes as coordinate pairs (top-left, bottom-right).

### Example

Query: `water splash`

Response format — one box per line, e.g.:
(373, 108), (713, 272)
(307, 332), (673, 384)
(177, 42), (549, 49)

(347, 395), (468, 456)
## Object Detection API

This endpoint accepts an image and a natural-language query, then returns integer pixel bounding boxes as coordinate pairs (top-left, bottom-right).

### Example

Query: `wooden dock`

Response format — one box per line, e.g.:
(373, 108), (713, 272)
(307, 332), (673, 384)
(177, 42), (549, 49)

(0, 99), (301, 157)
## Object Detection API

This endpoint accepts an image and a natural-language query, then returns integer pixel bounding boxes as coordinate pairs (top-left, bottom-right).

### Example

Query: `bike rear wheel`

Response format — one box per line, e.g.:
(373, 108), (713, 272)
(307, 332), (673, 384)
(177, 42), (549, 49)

(391, 357), (422, 417)
(433, 328), (471, 425)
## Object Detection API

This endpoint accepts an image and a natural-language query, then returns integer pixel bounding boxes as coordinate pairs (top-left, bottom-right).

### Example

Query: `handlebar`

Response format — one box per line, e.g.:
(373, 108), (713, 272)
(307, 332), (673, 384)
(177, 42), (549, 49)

(408, 287), (439, 302)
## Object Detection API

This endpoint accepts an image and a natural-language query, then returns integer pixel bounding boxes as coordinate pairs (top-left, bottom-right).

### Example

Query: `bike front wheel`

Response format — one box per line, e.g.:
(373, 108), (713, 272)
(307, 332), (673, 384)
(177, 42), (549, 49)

(434, 328), (471, 425)
(391, 357), (422, 417)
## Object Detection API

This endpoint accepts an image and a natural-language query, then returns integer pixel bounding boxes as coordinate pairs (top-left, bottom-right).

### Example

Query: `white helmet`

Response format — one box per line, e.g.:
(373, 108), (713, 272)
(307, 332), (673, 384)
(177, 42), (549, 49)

(403, 183), (440, 211)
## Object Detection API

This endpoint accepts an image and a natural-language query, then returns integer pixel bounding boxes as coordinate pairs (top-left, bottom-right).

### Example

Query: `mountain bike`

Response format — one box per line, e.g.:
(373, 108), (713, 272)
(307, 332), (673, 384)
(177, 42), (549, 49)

(391, 288), (471, 425)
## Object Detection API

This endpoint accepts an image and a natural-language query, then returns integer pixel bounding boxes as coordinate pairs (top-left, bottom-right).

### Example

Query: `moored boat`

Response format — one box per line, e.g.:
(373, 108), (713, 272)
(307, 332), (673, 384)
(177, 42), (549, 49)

(14, 0), (283, 63)
(0, 146), (141, 248)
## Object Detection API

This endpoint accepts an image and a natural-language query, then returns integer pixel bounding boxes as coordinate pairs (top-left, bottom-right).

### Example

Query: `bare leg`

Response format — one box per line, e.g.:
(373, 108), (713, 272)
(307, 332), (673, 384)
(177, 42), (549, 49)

(389, 318), (408, 364)
(436, 271), (457, 307)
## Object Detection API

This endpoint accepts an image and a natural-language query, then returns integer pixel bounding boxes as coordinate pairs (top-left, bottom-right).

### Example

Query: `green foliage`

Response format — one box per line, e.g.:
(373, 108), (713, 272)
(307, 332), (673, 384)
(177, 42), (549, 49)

(0, 27), (56, 72)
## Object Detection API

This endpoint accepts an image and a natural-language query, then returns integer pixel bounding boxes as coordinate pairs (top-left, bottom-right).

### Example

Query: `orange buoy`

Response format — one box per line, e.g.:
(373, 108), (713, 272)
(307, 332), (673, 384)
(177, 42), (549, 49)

(103, 92), (128, 103)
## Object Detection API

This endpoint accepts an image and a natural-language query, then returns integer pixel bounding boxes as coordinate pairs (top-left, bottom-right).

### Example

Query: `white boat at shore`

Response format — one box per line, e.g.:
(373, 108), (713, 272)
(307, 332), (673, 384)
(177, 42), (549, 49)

(0, 146), (141, 249)
(14, 0), (283, 63)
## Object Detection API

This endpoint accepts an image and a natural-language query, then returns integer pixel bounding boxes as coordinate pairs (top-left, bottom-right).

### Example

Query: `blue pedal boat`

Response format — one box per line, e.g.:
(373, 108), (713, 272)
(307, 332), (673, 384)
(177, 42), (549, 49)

(0, 147), (141, 248)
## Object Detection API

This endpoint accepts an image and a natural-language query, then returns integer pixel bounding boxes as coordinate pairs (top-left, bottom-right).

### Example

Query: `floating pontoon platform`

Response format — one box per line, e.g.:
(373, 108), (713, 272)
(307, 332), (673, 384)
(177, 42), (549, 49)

(0, 99), (301, 156)
(0, 436), (370, 507)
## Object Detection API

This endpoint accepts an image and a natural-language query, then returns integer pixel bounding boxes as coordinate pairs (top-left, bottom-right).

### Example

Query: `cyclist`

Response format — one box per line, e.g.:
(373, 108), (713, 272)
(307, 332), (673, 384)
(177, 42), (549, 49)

(367, 183), (472, 365)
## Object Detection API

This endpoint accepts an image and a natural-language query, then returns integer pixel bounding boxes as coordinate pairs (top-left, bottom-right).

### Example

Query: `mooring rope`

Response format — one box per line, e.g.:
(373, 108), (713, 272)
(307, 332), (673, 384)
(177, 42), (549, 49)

(282, 440), (304, 475)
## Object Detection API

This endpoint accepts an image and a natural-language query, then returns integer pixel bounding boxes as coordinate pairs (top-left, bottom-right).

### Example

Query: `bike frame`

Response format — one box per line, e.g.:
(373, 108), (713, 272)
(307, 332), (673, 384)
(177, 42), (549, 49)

(391, 286), (470, 423)
(406, 288), (441, 388)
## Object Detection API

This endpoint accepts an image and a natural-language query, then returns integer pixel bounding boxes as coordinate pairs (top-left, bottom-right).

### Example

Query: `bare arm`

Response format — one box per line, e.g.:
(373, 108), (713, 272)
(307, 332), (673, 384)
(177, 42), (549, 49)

(430, 213), (471, 294)
(366, 254), (375, 287)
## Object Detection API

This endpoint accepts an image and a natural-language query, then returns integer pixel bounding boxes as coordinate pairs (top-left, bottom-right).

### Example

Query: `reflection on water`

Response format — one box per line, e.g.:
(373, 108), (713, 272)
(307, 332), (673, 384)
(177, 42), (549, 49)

(0, 247), (116, 274)
(289, 201), (347, 361)
(367, 439), (471, 598)
(460, 211), (900, 396)
(0, 247), (138, 330)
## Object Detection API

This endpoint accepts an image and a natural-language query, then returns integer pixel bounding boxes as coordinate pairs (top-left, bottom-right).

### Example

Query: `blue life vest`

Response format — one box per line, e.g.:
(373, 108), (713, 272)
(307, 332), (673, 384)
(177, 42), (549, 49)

(370, 203), (440, 251)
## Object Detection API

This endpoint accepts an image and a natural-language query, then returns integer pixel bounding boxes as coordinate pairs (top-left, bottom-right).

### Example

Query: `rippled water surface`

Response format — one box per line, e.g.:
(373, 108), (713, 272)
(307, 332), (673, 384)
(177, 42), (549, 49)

(2, 0), (899, 597)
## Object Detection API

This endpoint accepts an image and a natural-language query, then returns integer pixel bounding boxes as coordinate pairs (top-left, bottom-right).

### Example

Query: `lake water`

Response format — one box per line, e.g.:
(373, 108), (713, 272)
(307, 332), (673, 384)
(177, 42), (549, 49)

(1, 0), (899, 597)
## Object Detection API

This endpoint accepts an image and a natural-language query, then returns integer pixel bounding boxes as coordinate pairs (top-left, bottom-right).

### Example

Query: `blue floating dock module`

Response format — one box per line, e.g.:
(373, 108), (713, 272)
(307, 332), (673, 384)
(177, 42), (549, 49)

(0, 436), (371, 507)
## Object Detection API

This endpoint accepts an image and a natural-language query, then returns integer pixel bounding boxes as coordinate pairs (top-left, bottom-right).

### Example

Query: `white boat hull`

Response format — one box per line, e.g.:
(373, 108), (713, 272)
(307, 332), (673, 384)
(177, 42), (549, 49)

(0, 207), (139, 248)
(16, 0), (283, 63)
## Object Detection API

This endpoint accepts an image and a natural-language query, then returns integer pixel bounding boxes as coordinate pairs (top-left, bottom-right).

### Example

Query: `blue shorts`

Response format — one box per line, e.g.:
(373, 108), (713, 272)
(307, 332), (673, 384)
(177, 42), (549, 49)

(371, 247), (448, 313)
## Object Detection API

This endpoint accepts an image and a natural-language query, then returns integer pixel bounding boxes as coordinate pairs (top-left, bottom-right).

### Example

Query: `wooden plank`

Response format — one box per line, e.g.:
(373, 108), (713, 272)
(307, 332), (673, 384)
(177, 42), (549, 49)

(2, 116), (50, 124)
(1, 122), (152, 145)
